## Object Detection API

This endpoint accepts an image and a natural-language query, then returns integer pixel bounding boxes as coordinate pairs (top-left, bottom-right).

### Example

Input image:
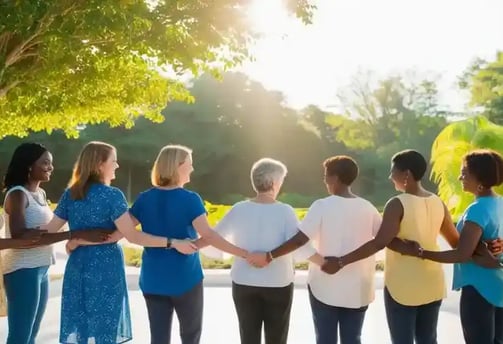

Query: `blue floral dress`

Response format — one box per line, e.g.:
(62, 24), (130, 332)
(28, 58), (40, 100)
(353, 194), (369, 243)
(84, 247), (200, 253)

(54, 183), (132, 344)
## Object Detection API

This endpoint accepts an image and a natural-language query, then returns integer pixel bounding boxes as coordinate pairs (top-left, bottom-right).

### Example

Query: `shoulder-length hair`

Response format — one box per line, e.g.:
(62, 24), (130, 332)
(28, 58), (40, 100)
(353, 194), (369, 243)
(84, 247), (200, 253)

(151, 145), (192, 187)
(69, 141), (115, 200)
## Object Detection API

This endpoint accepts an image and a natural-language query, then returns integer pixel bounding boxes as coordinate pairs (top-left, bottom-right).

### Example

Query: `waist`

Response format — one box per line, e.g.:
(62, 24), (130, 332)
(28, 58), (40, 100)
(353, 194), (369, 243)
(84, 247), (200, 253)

(2, 246), (55, 274)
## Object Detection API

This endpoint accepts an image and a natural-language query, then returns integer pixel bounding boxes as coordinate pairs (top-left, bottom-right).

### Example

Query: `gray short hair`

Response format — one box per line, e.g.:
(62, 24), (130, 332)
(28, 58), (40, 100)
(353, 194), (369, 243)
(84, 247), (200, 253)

(250, 158), (288, 192)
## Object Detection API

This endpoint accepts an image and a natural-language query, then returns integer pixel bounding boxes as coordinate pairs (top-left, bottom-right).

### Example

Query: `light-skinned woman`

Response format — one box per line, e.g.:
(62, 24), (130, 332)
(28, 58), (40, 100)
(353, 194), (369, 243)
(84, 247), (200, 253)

(40, 141), (196, 344)
(128, 144), (248, 344)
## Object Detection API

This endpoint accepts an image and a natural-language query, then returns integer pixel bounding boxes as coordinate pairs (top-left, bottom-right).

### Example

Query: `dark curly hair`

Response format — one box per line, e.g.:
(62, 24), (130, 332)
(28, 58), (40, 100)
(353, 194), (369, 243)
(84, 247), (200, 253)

(324, 155), (359, 186)
(3, 143), (48, 192)
(464, 149), (503, 188)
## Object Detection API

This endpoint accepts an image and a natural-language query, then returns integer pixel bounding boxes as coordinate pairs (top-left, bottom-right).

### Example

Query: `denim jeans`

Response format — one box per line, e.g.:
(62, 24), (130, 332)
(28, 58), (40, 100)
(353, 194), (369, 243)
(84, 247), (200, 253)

(384, 287), (441, 344)
(460, 285), (503, 344)
(3, 266), (50, 344)
(232, 282), (294, 344)
(143, 282), (203, 344)
(309, 286), (368, 344)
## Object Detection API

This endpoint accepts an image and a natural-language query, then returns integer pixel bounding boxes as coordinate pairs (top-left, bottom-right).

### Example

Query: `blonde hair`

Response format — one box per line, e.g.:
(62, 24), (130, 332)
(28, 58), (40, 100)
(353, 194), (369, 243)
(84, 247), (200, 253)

(69, 141), (115, 200)
(250, 158), (287, 192)
(151, 145), (192, 187)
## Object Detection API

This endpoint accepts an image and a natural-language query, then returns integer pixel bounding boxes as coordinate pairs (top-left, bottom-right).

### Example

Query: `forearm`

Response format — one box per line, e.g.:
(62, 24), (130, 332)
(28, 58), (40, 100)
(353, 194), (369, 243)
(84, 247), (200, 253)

(201, 231), (246, 258)
(193, 237), (210, 249)
(340, 239), (382, 266)
(422, 249), (470, 263)
(125, 230), (168, 248)
(386, 238), (409, 254)
(270, 231), (309, 259)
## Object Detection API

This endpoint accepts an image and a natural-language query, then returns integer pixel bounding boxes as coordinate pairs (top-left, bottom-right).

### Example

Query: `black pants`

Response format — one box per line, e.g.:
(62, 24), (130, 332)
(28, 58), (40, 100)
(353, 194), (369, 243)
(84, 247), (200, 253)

(232, 282), (294, 344)
(384, 287), (441, 344)
(460, 285), (503, 344)
(143, 282), (203, 344)
(309, 286), (368, 344)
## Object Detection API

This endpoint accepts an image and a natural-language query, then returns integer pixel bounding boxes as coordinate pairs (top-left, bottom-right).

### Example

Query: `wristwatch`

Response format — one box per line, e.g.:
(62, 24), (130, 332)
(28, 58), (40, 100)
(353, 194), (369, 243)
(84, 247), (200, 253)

(166, 238), (172, 249)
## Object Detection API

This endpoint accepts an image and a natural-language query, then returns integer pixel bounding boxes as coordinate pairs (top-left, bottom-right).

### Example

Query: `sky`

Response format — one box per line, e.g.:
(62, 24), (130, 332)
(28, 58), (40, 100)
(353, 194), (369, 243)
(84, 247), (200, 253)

(240, 0), (503, 112)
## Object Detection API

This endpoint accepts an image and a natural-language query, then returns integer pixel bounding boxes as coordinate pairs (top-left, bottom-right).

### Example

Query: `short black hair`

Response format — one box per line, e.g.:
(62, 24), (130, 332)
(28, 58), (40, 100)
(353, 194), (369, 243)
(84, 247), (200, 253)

(464, 149), (503, 188)
(3, 143), (48, 192)
(391, 149), (427, 181)
(324, 155), (359, 186)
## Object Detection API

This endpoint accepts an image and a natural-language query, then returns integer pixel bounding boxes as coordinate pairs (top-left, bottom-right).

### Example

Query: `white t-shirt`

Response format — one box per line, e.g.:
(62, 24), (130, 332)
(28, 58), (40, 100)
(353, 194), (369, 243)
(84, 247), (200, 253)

(214, 200), (298, 288)
(300, 195), (382, 308)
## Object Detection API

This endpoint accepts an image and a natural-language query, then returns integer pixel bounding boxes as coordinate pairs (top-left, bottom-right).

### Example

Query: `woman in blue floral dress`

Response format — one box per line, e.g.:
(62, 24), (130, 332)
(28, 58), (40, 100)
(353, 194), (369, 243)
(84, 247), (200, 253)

(41, 141), (197, 344)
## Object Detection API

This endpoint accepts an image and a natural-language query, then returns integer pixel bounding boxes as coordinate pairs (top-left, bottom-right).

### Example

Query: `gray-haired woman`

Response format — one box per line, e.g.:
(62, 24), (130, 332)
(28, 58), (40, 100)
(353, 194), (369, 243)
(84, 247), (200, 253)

(199, 158), (322, 344)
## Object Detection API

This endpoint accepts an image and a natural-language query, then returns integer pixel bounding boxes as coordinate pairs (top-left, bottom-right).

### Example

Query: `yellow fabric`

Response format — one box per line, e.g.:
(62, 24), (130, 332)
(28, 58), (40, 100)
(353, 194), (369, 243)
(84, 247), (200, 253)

(0, 255), (6, 317)
(384, 193), (446, 306)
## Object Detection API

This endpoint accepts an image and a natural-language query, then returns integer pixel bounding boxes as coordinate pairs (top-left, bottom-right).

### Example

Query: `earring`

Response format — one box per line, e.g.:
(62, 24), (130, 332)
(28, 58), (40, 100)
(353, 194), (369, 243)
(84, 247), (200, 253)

(477, 184), (484, 192)
(404, 175), (409, 188)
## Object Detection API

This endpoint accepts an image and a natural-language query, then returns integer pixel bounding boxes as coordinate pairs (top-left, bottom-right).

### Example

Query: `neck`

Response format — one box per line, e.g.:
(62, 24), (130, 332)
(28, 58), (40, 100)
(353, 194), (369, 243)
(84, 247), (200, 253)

(331, 186), (354, 198)
(158, 184), (183, 190)
(476, 188), (495, 198)
(253, 192), (276, 203)
(404, 181), (423, 195)
(25, 181), (40, 192)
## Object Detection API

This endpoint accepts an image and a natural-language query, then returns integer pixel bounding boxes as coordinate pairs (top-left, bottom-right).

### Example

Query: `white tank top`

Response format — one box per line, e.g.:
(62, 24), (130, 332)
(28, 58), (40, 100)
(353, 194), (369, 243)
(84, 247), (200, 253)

(2, 186), (55, 274)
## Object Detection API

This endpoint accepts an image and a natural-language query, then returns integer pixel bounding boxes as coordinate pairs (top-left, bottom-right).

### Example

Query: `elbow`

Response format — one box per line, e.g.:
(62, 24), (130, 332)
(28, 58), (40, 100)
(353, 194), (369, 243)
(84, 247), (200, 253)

(374, 239), (387, 251)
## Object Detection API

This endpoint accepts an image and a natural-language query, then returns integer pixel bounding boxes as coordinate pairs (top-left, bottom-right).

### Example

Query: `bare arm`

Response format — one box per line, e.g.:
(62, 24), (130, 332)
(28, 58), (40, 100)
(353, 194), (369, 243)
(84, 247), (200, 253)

(5, 191), (32, 238)
(115, 212), (168, 247)
(308, 252), (325, 267)
(341, 198), (403, 266)
(422, 221), (482, 263)
(269, 230), (310, 259)
(192, 214), (247, 258)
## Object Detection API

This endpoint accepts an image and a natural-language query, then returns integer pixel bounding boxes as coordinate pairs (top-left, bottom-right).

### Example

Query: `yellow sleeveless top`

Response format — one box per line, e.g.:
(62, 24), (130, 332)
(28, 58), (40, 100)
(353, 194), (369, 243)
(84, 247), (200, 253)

(384, 193), (446, 306)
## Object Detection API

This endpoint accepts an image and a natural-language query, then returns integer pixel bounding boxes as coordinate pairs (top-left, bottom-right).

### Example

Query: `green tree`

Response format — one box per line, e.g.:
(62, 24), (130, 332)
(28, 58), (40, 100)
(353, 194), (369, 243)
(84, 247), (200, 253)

(459, 52), (503, 124)
(430, 116), (503, 220)
(0, 0), (314, 137)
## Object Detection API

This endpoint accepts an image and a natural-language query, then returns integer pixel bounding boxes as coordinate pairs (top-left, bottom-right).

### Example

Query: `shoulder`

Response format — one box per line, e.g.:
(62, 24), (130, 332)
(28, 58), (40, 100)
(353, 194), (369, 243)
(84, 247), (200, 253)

(100, 185), (126, 201)
(357, 197), (380, 213)
(183, 189), (203, 201)
(276, 202), (297, 215)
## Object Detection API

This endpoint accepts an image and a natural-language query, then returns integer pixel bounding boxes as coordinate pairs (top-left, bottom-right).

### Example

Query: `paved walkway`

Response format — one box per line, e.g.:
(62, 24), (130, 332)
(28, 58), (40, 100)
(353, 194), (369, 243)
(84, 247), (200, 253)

(0, 270), (464, 343)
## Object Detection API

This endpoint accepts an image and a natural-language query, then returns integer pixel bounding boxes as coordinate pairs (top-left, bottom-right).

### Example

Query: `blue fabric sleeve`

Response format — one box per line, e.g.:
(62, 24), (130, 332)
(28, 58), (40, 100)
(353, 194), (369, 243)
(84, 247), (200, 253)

(188, 192), (206, 222)
(53, 189), (70, 220)
(109, 188), (129, 222)
(129, 193), (143, 223)
(464, 203), (489, 230)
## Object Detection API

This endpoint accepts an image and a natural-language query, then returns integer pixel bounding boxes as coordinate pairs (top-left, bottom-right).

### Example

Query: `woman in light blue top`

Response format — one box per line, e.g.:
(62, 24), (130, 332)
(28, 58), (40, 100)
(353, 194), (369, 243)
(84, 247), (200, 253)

(403, 149), (503, 344)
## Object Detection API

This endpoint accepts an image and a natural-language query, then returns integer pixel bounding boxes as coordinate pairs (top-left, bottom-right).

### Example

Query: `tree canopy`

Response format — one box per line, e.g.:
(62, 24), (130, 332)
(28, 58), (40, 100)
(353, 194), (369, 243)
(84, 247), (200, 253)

(0, 0), (314, 137)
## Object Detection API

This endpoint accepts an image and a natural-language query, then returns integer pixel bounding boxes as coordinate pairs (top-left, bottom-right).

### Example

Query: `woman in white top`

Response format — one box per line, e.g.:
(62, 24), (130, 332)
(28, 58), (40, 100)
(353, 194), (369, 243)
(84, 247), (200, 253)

(256, 156), (382, 344)
(200, 158), (315, 344)
(2, 143), (110, 344)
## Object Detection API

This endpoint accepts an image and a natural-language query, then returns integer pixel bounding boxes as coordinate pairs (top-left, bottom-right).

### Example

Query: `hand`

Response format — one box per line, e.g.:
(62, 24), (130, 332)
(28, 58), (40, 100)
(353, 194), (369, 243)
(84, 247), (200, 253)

(246, 252), (270, 268)
(486, 238), (503, 255)
(71, 230), (111, 243)
(65, 239), (80, 255)
(21, 229), (48, 241)
(399, 240), (422, 257)
(171, 239), (198, 255)
(321, 256), (342, 275)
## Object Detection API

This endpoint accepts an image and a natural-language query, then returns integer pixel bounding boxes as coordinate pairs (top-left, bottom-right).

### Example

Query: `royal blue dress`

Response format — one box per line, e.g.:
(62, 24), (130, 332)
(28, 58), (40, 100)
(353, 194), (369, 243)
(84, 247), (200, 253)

(54, 183), (132, 344)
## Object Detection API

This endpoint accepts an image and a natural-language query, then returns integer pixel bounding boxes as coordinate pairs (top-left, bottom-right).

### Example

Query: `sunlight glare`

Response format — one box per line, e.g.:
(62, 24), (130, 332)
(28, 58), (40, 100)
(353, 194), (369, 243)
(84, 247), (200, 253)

(246, 0), (292, 35)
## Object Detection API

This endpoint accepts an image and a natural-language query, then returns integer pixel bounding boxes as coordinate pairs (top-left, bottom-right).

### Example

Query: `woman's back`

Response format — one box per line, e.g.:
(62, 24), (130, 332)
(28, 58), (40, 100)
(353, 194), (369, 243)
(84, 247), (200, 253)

(385, 193), (446, 306)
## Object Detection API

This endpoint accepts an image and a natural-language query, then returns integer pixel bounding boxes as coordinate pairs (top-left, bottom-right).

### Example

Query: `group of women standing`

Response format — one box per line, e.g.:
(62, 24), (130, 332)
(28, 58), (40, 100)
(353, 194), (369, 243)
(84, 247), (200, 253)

(0, 140), (502, 344)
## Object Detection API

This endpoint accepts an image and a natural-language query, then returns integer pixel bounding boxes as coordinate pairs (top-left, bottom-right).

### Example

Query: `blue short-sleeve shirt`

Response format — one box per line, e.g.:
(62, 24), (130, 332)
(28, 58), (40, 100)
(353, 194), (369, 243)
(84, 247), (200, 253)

(130, 188), (206, 296)
(453, 196), (503, 307)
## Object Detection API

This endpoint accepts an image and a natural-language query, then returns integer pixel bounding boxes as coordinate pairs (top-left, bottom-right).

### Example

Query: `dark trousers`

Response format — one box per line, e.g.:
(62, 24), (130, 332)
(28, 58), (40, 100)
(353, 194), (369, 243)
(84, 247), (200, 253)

(460, 285), (503, 344)
(384, 287), (441, 344)
(143, 282), (203, 344)
(308, 286), (368, 344)
(232, 282), (294, 344)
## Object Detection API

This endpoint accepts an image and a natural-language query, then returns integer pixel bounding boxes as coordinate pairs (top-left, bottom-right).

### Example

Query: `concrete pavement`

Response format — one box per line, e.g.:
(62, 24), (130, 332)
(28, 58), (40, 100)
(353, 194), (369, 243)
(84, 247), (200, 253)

(0, 268), (465, 343)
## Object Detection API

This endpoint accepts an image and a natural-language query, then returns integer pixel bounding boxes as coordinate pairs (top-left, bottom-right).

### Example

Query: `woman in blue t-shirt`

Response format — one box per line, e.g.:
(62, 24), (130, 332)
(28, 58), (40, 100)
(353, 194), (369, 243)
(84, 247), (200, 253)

(402, 149), (503, 344)
(129, 144), (249, 344)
